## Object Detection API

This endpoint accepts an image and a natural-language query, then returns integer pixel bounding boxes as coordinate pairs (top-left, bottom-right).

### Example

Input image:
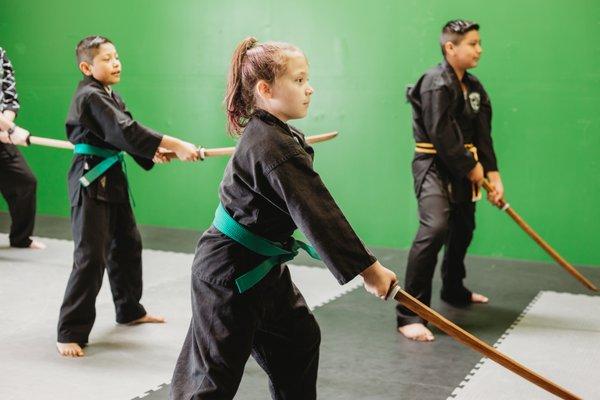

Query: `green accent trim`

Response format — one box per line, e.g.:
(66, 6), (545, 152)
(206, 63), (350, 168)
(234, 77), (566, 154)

(74, 144), (123, 187)
(73, 143), (135, 206)
(212, 203), (320, 293)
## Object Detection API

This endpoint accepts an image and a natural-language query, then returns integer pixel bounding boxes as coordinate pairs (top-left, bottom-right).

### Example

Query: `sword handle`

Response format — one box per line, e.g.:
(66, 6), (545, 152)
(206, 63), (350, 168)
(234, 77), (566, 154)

(385, 283), (401, 301)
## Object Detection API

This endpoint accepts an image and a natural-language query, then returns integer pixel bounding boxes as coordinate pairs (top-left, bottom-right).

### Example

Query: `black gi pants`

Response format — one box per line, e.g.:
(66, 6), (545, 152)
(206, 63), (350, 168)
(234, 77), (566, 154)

(397, 165), (476, 327)
(170, 264), (321, 400)
(0, 145), (37, 247)
(57, 194), (146, 344)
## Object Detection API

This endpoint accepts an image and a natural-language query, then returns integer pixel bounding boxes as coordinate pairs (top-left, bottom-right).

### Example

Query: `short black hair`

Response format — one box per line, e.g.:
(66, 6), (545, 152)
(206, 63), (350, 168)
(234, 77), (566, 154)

(440, 20), (480, 56)
(76, 35), (113, 64)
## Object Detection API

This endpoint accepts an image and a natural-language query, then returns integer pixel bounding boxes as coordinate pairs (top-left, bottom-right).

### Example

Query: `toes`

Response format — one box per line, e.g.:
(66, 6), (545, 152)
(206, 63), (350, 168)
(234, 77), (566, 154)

(60, 349), (71, 357)
(472, 293), (489, 303)
(414, 334), (432, 342)
(57, 343), (84, 357)
(130, 316), (163, 324)
(399, 325), (434, 342)
(144, 315), (165, 323)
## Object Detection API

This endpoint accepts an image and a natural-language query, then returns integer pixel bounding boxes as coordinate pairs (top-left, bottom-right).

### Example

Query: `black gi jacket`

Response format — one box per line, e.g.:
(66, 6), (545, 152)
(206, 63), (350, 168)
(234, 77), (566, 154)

(407, 60), (498, 202)
(65, 76), (163, 205)
(195, 109), (376, 288)
(0, 47), (21, 157)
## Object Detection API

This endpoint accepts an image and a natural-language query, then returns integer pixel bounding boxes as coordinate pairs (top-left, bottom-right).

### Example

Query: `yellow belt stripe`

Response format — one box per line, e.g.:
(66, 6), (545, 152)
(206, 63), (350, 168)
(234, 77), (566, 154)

(414, 142), (481, 202)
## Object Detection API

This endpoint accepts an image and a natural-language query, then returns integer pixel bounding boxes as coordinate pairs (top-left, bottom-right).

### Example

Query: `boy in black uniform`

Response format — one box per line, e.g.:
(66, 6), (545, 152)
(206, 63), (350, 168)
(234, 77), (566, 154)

(57, 36), (200, 357)
(0, 47), (45, 249)
(397, 20), (505, 341)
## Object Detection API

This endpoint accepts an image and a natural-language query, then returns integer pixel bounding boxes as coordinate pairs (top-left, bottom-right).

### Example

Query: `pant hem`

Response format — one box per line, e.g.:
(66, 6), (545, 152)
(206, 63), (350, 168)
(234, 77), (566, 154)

(396, 315), (426, 328)
(10, 238), (33, 248)
(116, 307), (147, 324)
(57, 334), (89, 345)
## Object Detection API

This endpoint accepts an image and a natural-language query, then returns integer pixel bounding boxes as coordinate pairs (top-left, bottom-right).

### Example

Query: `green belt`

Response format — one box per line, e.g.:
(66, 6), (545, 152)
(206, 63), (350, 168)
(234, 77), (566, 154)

(74, 143), (134, 204)
(74, 143), (124, 186)
(212, 203), (321, 293)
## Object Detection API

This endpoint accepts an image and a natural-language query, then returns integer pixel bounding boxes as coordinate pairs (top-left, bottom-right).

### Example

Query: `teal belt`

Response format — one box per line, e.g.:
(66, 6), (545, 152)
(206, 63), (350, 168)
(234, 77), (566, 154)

(74, 143), (134, 204)
(74, 143), (124, 186)
(212, 203), (321, 293)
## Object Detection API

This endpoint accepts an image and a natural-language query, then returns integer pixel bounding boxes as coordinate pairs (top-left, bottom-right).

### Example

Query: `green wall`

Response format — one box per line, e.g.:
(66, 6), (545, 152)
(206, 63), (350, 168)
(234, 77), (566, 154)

(1, 0), (598, 266)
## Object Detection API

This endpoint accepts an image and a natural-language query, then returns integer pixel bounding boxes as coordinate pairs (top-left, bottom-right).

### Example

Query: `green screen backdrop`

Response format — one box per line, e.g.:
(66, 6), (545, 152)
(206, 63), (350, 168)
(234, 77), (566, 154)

(1, 0), (598, 266)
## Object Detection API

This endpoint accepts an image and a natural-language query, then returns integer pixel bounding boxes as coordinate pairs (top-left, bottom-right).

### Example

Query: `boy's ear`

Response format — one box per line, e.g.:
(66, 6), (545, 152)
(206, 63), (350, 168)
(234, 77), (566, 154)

(79, 61), (93, 76)
(443, 41), (455, 57)
(256, 80), (272, 100)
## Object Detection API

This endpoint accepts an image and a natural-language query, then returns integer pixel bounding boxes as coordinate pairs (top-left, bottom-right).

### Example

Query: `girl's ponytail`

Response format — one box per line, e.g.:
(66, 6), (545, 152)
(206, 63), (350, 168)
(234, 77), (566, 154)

(224, 37), (257, 135)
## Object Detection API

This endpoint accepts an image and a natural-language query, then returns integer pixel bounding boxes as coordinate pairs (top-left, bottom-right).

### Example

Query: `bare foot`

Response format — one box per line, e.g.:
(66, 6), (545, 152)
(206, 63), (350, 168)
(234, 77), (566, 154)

(398, 323), (435, 342)
(29, 240), (46, 250)
(57, 342), (84, 357)
(471, 292), (489, 303)
(128, 314), (166, 325)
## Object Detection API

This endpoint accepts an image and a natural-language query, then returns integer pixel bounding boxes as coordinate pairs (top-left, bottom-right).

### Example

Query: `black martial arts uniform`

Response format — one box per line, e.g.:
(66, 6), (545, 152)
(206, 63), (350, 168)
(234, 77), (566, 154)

(170, 110), (376, 400)
(396, 60), (499, 327)
(0, 47), (38, 248)
(57, 76), (163, 344)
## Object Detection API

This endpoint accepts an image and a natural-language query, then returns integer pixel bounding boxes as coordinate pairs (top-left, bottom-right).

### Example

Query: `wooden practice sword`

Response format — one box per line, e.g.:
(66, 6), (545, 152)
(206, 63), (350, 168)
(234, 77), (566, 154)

(29, 136), (75, 150)
(163, 131), (338, 159)
(482, 180), (597, 291)
(28, 131), (338, 159)
(387, 284), (581, 399)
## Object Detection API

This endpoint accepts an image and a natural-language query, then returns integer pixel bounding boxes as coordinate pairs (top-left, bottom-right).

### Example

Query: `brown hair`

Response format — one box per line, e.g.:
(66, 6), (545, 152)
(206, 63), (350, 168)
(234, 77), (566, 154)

(76, 35), (113, 64)
(224, 37), (302, 135)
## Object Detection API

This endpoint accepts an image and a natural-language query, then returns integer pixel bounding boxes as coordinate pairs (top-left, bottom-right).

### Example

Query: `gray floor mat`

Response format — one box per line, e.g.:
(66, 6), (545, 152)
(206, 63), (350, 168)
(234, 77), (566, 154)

(449, 291), (600, 400)
(0, 234), (359, 400)
(2, 213), (600, 400)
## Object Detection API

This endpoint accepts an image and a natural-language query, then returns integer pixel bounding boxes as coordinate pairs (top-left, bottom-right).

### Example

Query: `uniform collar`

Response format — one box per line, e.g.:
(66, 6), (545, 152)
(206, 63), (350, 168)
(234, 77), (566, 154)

(441, 59), (472, 84)
(81, 75), (118, 103)
(81, 75), (104, 88)
(253, 109), (292, 136)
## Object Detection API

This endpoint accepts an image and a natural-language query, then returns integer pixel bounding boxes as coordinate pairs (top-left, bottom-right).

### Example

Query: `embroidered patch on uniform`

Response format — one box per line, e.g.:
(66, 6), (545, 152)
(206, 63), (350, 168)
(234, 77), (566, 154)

(468, 92), (481, 112)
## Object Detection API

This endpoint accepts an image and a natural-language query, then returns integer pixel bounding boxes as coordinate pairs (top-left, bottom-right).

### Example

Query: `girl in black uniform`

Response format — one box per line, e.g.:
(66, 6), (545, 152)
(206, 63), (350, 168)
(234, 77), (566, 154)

(170, 37), (397, 400)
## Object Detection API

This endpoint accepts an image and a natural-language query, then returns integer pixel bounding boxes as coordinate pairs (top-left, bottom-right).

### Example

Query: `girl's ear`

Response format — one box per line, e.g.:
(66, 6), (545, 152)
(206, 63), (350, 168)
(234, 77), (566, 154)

(256, 80), (272, 100)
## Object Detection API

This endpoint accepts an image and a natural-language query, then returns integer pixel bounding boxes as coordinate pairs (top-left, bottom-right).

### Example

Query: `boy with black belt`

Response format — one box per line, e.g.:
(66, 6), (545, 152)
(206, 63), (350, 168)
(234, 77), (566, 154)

(397, 20), (504, 341)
